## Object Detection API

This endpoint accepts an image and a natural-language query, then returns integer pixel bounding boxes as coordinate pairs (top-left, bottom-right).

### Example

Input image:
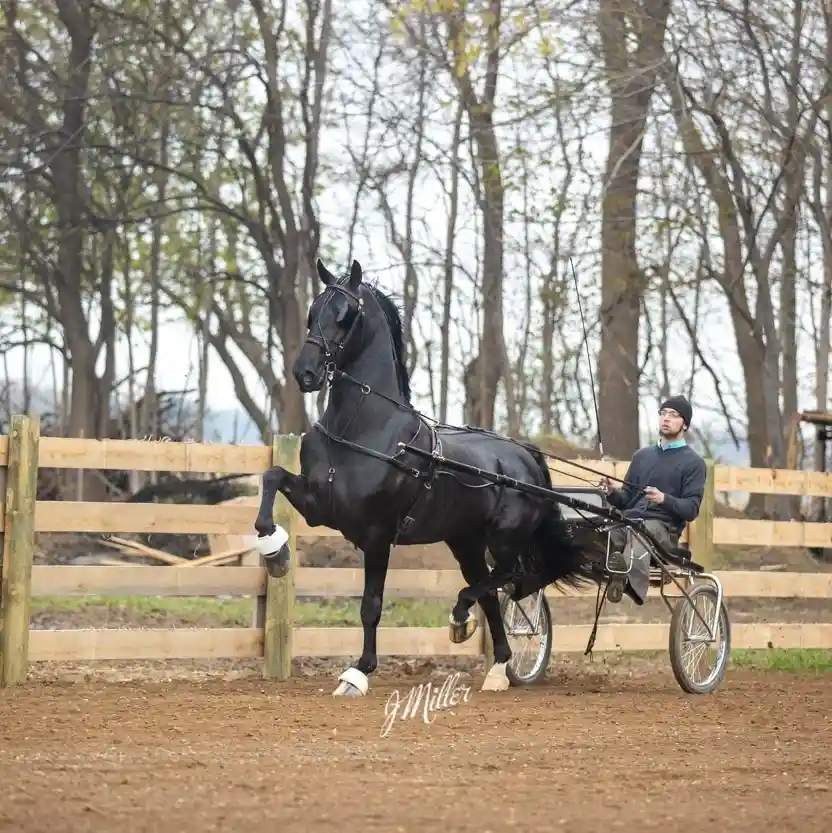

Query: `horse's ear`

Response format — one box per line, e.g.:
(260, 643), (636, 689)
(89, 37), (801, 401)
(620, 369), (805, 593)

(348, 259), (362, 289)
(317, 258), (335, 285)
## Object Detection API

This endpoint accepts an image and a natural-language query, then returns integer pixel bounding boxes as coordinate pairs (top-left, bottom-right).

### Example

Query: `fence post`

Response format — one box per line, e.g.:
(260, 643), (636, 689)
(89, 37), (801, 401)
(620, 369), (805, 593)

(688, 458), (715, 572)
(0, 414), (40, 687)
(262, 433), (300, 680)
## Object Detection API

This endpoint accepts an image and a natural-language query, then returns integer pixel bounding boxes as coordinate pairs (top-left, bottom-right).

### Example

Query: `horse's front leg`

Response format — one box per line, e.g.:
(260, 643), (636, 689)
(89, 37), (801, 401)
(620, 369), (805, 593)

(333, 541), (391, 698)
(253, 465), (323, 579)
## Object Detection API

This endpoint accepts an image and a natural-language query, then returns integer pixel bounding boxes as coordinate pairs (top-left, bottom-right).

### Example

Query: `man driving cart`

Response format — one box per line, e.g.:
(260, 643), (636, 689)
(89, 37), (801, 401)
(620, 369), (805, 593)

(599, 395), (707, 605)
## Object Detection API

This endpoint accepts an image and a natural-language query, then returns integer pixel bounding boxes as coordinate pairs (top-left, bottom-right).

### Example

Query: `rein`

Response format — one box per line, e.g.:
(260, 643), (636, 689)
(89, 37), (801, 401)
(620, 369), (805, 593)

(303, 280), (643, 520)
(322, 367), (643, 494)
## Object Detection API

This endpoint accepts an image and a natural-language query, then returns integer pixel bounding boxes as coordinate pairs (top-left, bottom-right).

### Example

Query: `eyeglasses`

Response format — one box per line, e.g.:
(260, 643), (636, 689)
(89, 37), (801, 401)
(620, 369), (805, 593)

(659, 409), (682, 419)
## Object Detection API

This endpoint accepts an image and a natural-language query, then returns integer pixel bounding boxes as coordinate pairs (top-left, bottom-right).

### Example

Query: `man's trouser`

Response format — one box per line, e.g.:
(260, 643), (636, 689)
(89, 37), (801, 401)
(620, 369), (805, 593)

(608, 519), (678, 604)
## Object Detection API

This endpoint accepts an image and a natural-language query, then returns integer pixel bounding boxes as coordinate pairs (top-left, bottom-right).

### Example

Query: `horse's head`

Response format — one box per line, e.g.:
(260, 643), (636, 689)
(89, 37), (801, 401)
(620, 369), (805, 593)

(293, 258), (366, 393)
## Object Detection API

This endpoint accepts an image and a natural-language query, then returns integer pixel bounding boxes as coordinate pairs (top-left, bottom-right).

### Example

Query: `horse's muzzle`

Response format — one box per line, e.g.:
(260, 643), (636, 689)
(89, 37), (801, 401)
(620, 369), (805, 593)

(296, 368), (324, 393)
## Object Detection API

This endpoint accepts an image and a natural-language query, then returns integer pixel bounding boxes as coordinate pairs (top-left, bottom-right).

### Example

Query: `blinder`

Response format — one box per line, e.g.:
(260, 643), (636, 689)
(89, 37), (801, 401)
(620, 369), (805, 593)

(304, 283), (365, 376)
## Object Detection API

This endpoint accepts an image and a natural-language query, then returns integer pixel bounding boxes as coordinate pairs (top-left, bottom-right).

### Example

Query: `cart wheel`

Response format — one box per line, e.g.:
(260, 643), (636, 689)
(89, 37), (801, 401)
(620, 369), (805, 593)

(498, 589), (553, 686)
(669, 583), (731, 694)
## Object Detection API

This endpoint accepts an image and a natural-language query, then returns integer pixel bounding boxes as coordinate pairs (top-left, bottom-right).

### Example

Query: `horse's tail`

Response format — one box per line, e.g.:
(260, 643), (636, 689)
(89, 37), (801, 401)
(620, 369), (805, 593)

(513, 444), (596, 596)
(528, 504), (596, 591)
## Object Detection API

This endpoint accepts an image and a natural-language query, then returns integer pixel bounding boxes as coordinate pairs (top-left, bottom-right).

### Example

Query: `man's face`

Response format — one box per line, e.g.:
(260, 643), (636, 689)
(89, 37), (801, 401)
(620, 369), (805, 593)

(658, 408), (685, 438)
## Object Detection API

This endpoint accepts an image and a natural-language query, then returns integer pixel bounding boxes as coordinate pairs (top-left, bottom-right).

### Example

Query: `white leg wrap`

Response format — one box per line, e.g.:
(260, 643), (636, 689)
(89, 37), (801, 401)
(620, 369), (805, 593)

(481, 661), (510, 692)
(332, 667), (369, 697)
(255, 525), (289, 558)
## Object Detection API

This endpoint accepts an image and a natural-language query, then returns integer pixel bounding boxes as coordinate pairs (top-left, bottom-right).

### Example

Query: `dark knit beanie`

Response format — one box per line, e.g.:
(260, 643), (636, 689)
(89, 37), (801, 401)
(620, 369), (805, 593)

(659, 395), (692, 427)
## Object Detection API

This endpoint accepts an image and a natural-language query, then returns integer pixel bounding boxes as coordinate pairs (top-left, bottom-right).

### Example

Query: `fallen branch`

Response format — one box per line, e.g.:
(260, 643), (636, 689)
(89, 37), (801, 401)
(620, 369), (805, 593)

(99, 536), (189, 566)
(94, 555), (142, 567)
(180, 546), (253, 568)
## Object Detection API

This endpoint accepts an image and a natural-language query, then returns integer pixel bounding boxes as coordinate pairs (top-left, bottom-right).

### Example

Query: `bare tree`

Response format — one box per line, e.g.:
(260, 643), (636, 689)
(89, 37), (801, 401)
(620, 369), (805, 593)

(660, 0), (826, 505)
(596, 0), (673, 457)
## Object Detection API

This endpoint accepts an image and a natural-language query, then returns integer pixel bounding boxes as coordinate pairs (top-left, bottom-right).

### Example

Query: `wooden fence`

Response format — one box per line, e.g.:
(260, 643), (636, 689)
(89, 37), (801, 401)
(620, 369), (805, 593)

(1, 414), (832, 687)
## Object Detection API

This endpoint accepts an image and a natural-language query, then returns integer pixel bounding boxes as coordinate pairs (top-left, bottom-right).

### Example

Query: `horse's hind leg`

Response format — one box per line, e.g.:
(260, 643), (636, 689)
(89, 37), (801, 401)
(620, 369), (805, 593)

(446, 536), (513, 693)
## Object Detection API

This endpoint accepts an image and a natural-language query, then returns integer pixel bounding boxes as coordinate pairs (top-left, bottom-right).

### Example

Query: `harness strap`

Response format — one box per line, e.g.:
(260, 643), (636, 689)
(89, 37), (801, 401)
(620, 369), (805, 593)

(313, 421), (425, 479)
(392, 431), (442, 545)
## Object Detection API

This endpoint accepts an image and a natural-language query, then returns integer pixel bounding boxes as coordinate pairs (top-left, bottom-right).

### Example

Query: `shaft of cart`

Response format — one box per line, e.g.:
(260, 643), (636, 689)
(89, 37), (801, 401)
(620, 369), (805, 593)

(397, 440), (630, 522)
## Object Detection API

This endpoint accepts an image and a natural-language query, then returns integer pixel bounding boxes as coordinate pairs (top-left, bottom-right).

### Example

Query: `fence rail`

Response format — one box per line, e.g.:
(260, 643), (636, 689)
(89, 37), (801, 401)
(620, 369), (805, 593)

(26, 624), (832, 664)
(2, 434), (829, 495)
(0, 500), (827, 547)
(27, 565), (832, 600)
(1, 415), (831, 687)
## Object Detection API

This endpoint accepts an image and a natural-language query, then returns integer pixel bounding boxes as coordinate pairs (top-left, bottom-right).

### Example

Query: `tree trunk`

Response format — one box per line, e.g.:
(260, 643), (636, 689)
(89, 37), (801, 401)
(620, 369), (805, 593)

(596, 0), (672, 457)
(440, 101), (463, 424)
(51, 0), (110, 501)
(661, 61), (774, 479)
(445, 1), (505, 429)
(476, 120), (505, 430)
(275, 289), (310, 435)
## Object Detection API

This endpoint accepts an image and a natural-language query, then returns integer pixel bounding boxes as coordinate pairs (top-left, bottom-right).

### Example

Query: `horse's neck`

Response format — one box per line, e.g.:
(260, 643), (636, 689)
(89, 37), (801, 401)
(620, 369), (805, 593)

(323, 328), (407, 437)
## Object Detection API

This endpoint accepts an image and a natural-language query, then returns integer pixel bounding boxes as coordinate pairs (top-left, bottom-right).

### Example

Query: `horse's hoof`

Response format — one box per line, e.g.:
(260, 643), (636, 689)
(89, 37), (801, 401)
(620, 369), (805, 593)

(263, 544), (291, 579)
(256, 526), (291, 578)
(332, 667), (369, 697)
(448, 610), (478, 644)
(481, 661), (510, 692)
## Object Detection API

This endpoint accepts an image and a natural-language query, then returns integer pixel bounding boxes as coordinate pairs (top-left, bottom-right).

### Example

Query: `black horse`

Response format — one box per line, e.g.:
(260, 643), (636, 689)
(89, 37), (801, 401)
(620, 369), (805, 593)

(253, 258), (596, 696)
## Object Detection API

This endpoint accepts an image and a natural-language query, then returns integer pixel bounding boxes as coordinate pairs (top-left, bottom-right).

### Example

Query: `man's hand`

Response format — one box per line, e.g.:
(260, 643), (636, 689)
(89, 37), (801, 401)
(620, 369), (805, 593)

(599, 476), (614, 494)
(644, 486), (664, 504)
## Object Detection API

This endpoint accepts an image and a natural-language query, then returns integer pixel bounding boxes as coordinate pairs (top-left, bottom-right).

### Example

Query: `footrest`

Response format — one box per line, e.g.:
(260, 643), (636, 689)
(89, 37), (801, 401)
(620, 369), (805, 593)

(669, 546), (706, 573)
(653, 551), (706, 574)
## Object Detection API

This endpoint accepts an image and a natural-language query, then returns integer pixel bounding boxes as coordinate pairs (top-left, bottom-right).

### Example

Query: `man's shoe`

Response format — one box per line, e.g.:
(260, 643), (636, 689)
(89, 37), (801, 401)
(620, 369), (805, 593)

(605, 550), (629, 603)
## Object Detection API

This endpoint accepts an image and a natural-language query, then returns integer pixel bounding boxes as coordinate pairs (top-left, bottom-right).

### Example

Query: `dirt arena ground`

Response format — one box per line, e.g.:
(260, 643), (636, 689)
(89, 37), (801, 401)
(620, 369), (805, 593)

(2, 661), (830, 833)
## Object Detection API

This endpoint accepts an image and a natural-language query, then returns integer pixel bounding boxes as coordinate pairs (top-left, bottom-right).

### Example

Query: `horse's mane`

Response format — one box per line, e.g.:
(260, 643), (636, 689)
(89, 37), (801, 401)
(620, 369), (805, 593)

(331, 266), (411, 403)
(365, 284), (411, 403)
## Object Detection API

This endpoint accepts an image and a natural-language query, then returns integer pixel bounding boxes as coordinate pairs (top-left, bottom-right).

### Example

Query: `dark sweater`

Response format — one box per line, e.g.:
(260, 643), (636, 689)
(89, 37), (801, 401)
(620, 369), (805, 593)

(606, 443), (707, 533)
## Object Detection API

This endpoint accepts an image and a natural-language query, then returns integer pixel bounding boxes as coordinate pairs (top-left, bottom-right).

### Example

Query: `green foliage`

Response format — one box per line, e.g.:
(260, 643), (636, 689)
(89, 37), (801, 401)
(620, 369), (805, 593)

(30, 595), (452, 628)
(730, 649), (832, 673)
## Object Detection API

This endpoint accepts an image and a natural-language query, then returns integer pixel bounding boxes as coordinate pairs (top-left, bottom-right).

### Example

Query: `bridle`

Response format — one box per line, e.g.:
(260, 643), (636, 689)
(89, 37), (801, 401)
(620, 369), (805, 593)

(303, 281), (408, 410)
(303, 281), (366, 386)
